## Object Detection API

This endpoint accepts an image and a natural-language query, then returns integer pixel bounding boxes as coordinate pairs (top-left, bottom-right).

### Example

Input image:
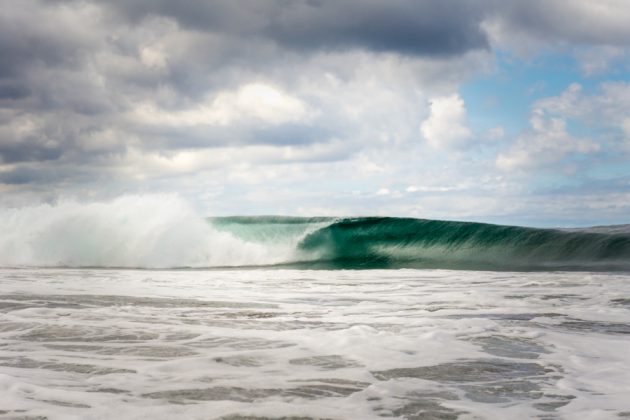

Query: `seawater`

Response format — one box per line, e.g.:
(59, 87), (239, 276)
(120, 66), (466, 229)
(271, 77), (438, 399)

(2, 195), (630, 270)
(1, 268), (629, 419)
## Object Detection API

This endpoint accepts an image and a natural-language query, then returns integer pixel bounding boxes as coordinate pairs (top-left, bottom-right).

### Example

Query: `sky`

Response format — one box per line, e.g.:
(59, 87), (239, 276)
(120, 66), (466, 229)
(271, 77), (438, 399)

(1, 0), (630, 227)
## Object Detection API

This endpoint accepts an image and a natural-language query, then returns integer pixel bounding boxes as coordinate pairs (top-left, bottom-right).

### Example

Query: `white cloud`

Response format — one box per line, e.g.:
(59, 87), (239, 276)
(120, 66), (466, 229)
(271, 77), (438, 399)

(574, 46), (627, 76)
(497, 81), (630, 171)
(420, 94), (472, 148)
(140, 45), (168, 69)
(211, 83), (312, 125)
(534, 82), (630, 148)
(497, 109), (599, 170)
(132, 83), (311, 127)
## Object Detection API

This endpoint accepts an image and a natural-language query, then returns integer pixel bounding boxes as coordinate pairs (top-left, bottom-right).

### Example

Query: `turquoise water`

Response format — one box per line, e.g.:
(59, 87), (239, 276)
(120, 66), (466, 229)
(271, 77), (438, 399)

(211, 216), (630, 271)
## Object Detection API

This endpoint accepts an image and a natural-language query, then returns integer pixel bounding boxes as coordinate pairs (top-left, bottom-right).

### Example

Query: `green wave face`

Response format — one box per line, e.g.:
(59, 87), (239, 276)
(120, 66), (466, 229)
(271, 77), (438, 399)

(211, 216), (630, 271)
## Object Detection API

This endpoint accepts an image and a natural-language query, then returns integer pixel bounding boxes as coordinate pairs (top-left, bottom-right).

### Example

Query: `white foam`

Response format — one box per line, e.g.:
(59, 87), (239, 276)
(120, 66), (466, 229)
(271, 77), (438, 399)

(0, 195), (294, 268)
(1, 269), (630, 419)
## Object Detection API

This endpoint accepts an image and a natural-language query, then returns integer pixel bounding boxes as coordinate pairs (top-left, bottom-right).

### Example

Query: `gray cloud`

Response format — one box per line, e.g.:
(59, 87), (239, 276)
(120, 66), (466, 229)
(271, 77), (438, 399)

(0, 84), (30, 101)
(99, 0), (490, 56)
(485, 0), (630, 51)
(0, 142), (62, 164)
(0, 166), (60, 185)
(2, 0), (490, 167)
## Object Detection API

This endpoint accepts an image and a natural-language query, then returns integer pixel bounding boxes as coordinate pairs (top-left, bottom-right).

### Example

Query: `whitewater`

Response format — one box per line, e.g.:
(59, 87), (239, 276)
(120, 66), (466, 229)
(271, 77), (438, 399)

(1, 195), (630, 419)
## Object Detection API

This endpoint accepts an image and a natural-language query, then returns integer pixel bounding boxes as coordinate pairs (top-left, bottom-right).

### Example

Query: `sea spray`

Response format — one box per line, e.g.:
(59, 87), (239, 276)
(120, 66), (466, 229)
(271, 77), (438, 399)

(0, 195), (294, 268)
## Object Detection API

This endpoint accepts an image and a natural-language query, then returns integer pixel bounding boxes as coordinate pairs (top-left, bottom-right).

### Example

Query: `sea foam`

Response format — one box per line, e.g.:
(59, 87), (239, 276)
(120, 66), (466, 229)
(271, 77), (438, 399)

(1, 268), (630, 418)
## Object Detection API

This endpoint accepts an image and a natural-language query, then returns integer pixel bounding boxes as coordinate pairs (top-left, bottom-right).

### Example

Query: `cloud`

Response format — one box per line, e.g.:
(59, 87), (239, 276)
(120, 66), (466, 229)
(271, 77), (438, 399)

(98, 0), (490, 56)
(132, 83), (312, 127)
(486, 0), (630, 52)
(496, 109), (599, 170)
(574, 46), (628, 76)
(421, 94), (472, 149)
(2, 0), (630, 225)
(496, 81), (630, 171)
(0, 1), (487, 169)
(535, 82), (630, 127)
(532, 82), (630, 149)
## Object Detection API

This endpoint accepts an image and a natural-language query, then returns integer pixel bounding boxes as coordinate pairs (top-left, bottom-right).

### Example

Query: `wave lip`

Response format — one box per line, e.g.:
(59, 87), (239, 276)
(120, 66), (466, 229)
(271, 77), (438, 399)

(1, 196), (629, 271)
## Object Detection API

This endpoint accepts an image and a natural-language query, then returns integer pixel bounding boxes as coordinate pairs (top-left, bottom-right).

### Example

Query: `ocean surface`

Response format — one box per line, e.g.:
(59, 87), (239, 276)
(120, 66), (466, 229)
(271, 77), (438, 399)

(1, 268), (630, 419)
(1, 198), (630, 419)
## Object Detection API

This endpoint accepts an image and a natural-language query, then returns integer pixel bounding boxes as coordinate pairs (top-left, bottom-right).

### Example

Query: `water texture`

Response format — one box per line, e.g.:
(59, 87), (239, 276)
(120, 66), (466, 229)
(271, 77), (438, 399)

(1, 268), (629, 419)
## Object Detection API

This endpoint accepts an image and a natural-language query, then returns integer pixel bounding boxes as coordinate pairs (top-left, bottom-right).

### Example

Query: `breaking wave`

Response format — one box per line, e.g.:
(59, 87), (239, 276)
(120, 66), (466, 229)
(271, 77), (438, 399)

(2, 195), (630, 271)
(0, 195), (297, 268)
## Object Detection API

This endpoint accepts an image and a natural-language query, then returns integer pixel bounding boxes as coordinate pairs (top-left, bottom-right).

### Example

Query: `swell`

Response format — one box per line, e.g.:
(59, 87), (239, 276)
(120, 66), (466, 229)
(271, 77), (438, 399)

(1, 196), (629, 271)
(291, 217), (630, 270)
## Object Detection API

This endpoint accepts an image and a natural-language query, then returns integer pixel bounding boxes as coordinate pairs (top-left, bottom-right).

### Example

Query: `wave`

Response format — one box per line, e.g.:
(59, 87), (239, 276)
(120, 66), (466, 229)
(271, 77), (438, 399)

(293, 217), (630, 270)
(1, 196), (630, 271)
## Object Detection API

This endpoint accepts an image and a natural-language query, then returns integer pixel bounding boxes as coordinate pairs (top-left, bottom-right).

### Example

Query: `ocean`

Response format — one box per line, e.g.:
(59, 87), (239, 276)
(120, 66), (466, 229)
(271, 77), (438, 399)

(1, 198), (630, 419)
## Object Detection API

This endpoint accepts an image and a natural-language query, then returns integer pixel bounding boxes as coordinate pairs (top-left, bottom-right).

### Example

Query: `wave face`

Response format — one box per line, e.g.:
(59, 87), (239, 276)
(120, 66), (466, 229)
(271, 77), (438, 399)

(2, 196), (630, 270)
(293, 217), (630, 270)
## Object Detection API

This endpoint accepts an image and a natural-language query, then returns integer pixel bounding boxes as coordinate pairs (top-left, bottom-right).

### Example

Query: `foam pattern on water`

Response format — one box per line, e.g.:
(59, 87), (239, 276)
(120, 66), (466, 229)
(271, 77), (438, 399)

(1, 269), (629, 419)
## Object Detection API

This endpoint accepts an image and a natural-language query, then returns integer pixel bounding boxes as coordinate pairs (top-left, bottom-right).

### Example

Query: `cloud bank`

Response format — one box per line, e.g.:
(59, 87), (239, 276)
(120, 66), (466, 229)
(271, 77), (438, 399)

(1, 0), (630, 225)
